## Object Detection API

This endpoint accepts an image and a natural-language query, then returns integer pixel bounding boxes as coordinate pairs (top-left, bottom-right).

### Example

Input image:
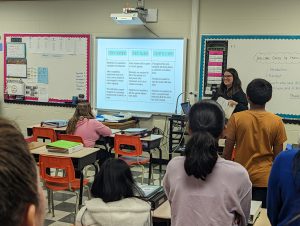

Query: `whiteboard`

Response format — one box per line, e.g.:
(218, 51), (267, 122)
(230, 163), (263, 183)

(4, 33), (90, 106)
(200, 35), (300, 119)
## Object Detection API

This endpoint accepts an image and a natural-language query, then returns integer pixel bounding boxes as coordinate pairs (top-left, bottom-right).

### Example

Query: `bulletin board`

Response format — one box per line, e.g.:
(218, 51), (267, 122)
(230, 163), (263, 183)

(200, 35), (300, 120)
(3, 33), (90, 106)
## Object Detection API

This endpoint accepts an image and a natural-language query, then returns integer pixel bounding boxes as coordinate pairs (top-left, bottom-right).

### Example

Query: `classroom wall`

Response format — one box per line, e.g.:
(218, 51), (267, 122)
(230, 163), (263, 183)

(0, 0), (193, 137)
(0, 0), (299, 143)
(198, 0), (300, 143)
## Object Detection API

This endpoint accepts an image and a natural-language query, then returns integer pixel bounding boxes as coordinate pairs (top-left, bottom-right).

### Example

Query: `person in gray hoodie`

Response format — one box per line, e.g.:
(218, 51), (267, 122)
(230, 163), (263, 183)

(75, 158), (152, 226)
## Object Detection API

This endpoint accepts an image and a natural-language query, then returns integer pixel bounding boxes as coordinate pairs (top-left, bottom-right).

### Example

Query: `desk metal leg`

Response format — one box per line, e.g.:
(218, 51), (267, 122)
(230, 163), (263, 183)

(158, 147), (162, 173)
(79, 171), (84, 206)
(148, 153), (152, 185)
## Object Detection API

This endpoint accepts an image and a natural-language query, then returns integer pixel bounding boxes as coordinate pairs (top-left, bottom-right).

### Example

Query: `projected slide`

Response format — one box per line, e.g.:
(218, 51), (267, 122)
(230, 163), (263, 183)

(96, 38), (186, 114)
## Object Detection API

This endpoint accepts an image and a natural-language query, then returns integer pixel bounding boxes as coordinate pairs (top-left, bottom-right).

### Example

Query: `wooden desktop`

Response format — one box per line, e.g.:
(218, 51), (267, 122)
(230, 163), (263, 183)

(152, 201), (271, 226)
(27, 119), (137, 136)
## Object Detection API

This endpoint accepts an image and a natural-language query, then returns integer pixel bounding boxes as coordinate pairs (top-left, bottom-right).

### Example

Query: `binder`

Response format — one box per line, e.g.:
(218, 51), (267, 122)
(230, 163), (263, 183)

(122, 128), (151, 137)
(41, 120), (68, 128)
(137, 185), (167, 210)
(46, 140), (83, 154)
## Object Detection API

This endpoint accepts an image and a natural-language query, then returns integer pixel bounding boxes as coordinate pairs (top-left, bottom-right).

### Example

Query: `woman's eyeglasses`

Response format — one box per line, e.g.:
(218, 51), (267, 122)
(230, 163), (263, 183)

(223, 74), (233, 78)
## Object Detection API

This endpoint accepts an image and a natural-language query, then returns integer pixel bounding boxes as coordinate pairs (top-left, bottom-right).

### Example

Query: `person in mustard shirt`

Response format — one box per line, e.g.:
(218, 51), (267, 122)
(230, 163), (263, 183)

(223, 78), (287, 208)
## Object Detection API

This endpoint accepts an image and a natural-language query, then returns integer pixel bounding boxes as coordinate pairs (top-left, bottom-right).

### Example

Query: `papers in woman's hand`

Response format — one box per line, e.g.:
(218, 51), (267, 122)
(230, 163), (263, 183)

(216, 97), (236, 119)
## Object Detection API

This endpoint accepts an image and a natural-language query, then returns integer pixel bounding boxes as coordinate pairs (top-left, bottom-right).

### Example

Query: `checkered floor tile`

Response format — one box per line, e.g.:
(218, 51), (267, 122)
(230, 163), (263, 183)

(43, 164), (166, 226)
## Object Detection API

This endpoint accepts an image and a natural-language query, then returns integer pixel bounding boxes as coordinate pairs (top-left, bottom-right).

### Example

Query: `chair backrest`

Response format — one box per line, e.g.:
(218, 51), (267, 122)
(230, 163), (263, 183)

(25, 136), (36, 143)
(32, 127), (57, 142)
(39, 155), (75, 189)
(114, 134), (143, 157)
(57, 134), (84, 144)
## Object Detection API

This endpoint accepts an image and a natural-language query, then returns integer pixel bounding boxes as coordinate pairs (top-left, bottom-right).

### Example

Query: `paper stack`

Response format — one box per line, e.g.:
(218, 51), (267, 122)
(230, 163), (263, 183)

(216, 97), (236, 119)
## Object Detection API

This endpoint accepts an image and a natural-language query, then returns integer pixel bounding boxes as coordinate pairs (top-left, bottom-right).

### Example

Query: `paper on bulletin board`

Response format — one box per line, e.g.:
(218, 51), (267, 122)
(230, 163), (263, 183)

(26, 67), (38, 83)
(7, 43), (26, 58)
(25, 82), (38, 97)
(38, 67), (49, 84)
(7, 64), (27, 78)
(38, 84), (49, 102)
(7, 82), (25, 95)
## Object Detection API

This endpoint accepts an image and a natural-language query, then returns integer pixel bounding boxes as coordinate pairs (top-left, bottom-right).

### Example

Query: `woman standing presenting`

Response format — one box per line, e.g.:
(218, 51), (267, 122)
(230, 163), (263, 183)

(212, 68), (248, 113)
(163, 100), (252, 226)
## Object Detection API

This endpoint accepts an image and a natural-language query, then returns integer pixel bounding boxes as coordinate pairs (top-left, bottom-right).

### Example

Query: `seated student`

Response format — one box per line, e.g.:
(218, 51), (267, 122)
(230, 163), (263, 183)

(163, 100), (252, 226)
(66, 101), (112, 147)
(223, 78), (287, 208)
(267, 133), (300, 226)
(0, 117), (45, 226)
(212, 68), (248, 113)
(75, 158), (151, 226)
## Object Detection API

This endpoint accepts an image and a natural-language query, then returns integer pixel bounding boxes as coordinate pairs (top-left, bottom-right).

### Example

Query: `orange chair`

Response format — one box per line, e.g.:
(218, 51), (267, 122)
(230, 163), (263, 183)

(25, 136), (36, 143)
(57, 134), (84, 144)
(39, 154), (90, 217)
(114, 134), (151, 184)
(32, 127), (57, 142)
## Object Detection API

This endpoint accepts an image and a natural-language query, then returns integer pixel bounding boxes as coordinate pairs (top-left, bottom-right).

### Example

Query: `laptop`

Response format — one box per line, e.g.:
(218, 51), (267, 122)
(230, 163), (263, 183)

(181, 102), (191, 115)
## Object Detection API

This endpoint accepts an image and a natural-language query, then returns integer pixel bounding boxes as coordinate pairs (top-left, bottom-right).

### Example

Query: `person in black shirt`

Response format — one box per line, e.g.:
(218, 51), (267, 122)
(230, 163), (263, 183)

(212, 68), (248, 113)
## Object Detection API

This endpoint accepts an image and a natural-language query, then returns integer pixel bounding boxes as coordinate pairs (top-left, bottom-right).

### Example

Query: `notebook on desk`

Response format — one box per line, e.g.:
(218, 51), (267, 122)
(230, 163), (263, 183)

(97, 114), (129, 123)
(137, 184), (167, 210)
(41, 119), (68, 128)
(122, 128), (151, 137)
(248, 200), (262, 225)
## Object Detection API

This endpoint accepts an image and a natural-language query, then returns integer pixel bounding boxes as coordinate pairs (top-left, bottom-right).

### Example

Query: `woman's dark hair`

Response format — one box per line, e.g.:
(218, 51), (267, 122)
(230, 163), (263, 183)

(91, 158), (139, 202)
(219, 68), (242, 96)
(0, 117), (39, 226)
(184, 100), (225, 180)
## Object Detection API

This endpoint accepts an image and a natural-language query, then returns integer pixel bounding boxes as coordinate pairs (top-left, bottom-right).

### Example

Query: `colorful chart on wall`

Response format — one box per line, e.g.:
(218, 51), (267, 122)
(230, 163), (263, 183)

(200, 35), (300, 119)
(3, 33), (90, 106)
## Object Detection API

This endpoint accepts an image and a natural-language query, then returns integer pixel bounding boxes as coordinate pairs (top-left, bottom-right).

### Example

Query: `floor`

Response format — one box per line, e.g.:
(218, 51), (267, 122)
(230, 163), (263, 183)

(43, 164), (166, 226)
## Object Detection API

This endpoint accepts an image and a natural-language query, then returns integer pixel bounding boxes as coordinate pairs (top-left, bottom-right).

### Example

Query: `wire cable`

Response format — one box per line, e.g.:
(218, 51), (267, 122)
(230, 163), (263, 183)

(143, 25), (159, 38)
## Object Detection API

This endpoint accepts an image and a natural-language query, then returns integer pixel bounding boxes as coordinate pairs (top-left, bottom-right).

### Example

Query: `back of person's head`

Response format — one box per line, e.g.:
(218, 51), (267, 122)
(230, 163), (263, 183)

(91, 158), (138, 202)
(246, 78), (272, 105)
(184, 100), (225, 180)
(74, 101), (94, 118)
(66, 101), (94, 134)
(0, 117), (43, 226)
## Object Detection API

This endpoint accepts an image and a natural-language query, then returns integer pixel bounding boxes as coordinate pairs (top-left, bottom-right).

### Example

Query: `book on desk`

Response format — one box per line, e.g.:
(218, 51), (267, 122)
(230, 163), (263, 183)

(249, 200), (262, 225)
(96, 114), (132, 123)
(122, 128), (151, 137)
(137, 184), (167, 210)
(46, 140), (83, 154)
(41, 119), (68, 128)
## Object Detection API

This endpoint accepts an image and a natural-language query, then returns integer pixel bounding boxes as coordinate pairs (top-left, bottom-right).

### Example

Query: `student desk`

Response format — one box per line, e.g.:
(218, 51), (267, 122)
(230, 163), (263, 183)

(30, 145), (99, 206)
(26, 120), (137, 136)
(152, 201), (271, 226)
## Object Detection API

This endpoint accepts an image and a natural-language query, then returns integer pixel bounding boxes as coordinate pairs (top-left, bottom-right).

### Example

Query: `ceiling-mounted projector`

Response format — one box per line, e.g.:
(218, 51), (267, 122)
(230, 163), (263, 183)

(110, 0), (157, 25)
(111, 12), (146, 25)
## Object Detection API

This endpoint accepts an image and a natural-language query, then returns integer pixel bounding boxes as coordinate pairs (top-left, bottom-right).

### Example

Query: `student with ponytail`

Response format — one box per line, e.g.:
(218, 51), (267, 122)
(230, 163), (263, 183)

(163, 100), (252, 226)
